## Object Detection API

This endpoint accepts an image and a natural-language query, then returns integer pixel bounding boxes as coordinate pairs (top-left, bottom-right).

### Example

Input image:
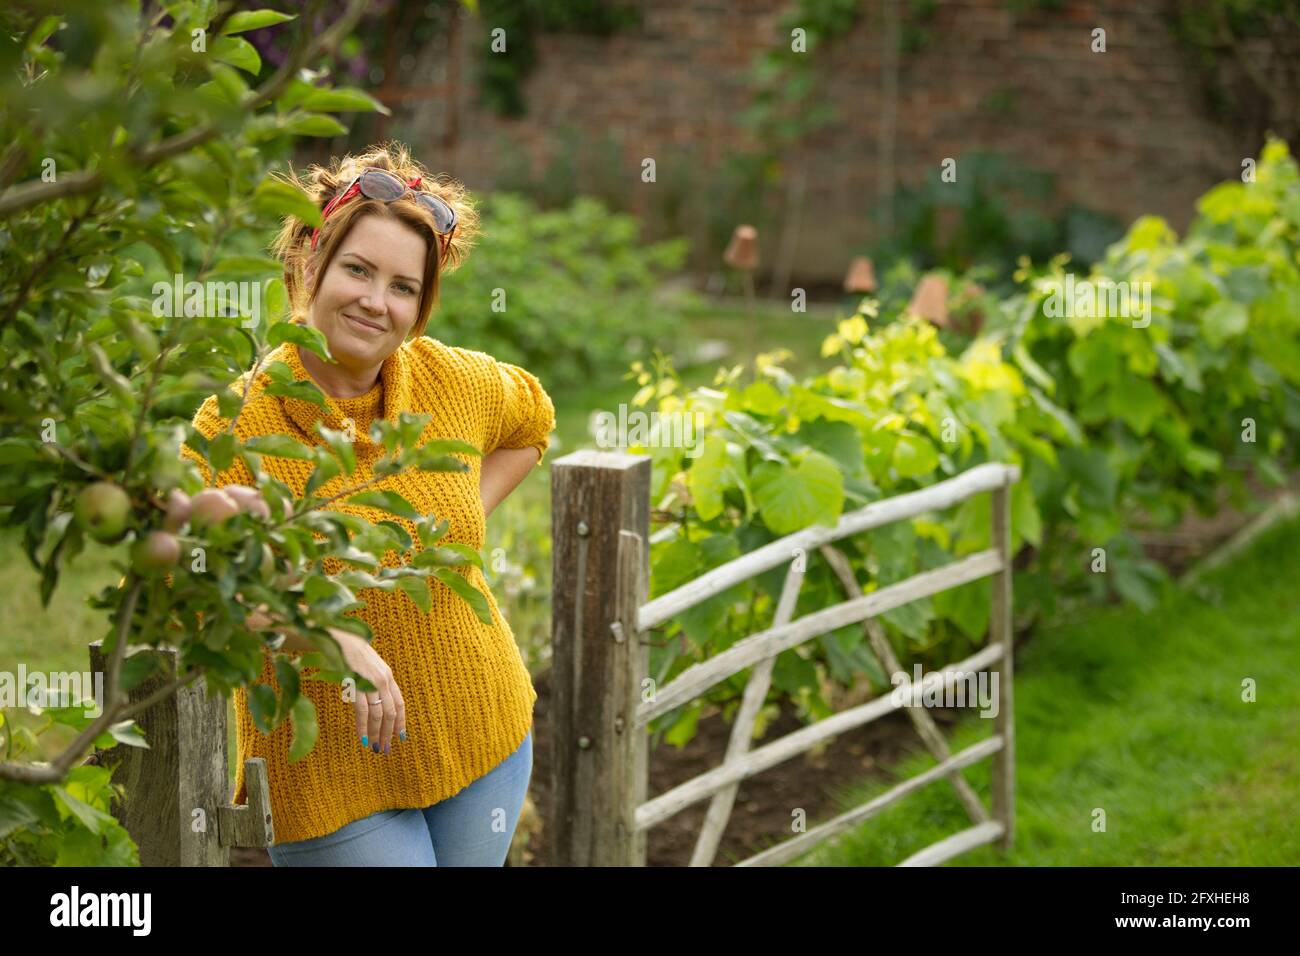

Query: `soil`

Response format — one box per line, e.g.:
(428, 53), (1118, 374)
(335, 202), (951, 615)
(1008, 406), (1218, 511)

(229, 468), (1298, 868)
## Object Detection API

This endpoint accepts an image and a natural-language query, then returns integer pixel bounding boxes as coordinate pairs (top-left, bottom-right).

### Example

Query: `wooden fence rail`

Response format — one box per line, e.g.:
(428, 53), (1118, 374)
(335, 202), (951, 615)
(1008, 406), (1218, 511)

(550, 450), (1019, 867)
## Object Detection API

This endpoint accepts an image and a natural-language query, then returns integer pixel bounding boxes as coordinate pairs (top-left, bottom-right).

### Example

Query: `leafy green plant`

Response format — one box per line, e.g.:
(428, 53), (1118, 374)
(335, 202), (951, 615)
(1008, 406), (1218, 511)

(0, 0), (490, 865)
(472, 0), (642, 118)
(1168, 0), (1300, 146)
(0, 706), (140, 865)
(1007, 135), (1300, 535)
(628, 139), (1300, 749)
(629, 312), (1066, 745)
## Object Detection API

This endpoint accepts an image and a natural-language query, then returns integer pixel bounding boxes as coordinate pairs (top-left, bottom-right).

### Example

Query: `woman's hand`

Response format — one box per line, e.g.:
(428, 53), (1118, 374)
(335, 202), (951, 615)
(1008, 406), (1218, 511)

(238, 609), (407, 755)
(333, 627), (406, 755)
(222, 482), (406, 753)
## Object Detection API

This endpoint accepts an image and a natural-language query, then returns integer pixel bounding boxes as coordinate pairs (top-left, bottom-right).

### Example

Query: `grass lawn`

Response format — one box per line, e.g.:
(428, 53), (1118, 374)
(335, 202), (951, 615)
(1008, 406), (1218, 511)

(792, 513), (1300, 866)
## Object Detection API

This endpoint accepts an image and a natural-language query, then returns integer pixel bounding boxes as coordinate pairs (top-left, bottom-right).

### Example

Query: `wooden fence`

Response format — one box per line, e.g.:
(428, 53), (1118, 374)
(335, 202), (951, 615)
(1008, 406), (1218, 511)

(549, 450), (1020, 866)
(85, 641), (272, 866)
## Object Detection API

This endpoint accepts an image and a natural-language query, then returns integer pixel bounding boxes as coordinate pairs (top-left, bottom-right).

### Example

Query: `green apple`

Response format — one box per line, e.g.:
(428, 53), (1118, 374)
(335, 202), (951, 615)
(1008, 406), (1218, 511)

(74, 482), (131, 543)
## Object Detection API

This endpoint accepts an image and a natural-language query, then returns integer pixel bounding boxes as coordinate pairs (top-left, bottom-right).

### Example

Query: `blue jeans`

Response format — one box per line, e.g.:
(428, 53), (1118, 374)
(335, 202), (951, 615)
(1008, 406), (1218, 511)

(266, 730), (533, 867)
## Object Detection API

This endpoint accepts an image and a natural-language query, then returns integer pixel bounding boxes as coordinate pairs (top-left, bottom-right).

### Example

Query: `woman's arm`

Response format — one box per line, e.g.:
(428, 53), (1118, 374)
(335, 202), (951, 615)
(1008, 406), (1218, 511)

(479, 446), (541, 517)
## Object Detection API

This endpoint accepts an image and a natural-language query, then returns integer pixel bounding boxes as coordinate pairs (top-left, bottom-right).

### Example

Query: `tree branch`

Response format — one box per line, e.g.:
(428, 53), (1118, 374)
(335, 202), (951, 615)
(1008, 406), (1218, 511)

(0, 0), (365, 218)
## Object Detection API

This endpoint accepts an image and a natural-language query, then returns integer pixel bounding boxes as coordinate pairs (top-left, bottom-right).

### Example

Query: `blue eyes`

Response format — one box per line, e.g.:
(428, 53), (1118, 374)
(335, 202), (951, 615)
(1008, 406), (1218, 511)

(344, 262), (417, 295)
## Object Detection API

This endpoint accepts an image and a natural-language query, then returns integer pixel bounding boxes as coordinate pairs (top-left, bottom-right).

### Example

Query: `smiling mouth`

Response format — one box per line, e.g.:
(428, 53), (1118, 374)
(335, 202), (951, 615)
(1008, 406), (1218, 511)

(344, 313), (386, 333)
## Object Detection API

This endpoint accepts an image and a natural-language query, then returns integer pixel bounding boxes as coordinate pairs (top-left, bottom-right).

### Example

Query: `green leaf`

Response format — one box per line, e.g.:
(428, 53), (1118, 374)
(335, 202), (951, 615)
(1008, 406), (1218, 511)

(264, 278), (289, 324)
(396, 575), (432, 612)
(265, 379), (329, 409)
(87, 343), (135, 408)
(51, 785), (114, 836)
(1012, 341), (1055, 393)
(938, 569), (993, 645)
(752, 450), (844, 535)
(211, 36), (262, 75)
(1202, 301), (1249, 348)
(220, 9), (297, 34)
(0, 438), (40, 465)
(416, 517), (451, 549)
(738, 380), (785, 416)
(880, 596), (935, 642)
(253, 180), (322, 228)
(723, 410), (787, 463)
(1107, 376), (1165, 436)
(418, 438), (482, 458)
(1112, 565), (1159, 612)
(283, 113), (349, 137)
(198, 65), (247, 106)
(208, 255), (281, 279)
(795, 418), (865, 478)
(287, 696), (318, 762)
(891, 431), (939, 479)
(413, 545), (481, 568)
(376, 520), (413, 551)
(663, 703), (701, 748)
(0, 792), (40, 840)
(268, 319), (333, 361)
(407, 450), (471, 474)
(951, 493), (992, 555)
(1011, 479), (1042, 548)
(304, 453), (342, 497)
(243, 434), (315, 461)
(317, 424), (357, 474)
(347, 490), (421, 521)
(336, 570), (396, 592)
(1066, 335), (1120, 396)
(209, 431), (237, 472)
(430, 542), (482, 567)
(433, 569), (494, 626)
(299, 86), (392, 115)
(1060, 445), (1118, 511)
(263, 360), (294, 384)
(107, 720), (149, 749)
(247, 684), (278, 734)
(687, 433), (729, 521)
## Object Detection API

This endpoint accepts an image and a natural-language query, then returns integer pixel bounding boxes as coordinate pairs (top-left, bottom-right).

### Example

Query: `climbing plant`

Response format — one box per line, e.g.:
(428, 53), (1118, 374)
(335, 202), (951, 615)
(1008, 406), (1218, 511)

(1167, 0), (1300, 147)
(472, 0), (642, 118)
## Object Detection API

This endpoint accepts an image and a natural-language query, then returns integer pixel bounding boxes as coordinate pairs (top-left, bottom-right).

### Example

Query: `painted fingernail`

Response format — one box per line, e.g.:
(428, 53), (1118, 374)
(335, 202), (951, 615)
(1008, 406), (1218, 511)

(372, 742), (380, 753)
(361, 735), (369, 748)
(399, 731), (407, 743)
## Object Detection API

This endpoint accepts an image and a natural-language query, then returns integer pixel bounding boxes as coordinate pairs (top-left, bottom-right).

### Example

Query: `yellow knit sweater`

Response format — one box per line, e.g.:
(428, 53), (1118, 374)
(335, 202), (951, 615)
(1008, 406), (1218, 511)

(179, 334), (555, 844)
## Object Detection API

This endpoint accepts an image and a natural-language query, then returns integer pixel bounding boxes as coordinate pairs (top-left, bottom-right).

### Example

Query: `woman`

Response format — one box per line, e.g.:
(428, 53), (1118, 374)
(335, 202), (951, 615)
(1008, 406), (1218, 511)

(180, 143), (555, 866)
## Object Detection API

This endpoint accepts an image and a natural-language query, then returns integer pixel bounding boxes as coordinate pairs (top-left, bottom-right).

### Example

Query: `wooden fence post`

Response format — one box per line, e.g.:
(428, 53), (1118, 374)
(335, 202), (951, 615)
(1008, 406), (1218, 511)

(989, 478), (1016, 851)
(87, 642), (273, 865)
(550, 450), (651, 866)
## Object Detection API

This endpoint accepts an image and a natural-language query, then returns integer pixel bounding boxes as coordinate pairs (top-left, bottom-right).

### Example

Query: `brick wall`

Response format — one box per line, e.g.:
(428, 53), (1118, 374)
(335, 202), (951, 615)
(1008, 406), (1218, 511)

(399, 0), (1246, 286)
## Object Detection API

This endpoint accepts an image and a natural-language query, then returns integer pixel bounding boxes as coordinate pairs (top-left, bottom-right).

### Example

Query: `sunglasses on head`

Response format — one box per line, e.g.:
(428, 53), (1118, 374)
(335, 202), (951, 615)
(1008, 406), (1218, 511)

(309, 167), (458, 265)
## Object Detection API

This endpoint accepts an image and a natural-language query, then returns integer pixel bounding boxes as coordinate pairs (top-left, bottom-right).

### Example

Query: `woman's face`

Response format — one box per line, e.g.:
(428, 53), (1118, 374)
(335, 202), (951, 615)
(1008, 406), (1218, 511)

(305, 214), (429, 368)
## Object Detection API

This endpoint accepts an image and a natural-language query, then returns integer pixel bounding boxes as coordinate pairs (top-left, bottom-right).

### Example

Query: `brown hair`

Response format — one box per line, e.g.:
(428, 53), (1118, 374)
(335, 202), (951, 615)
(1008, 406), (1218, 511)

(267, 141), (481, 340)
